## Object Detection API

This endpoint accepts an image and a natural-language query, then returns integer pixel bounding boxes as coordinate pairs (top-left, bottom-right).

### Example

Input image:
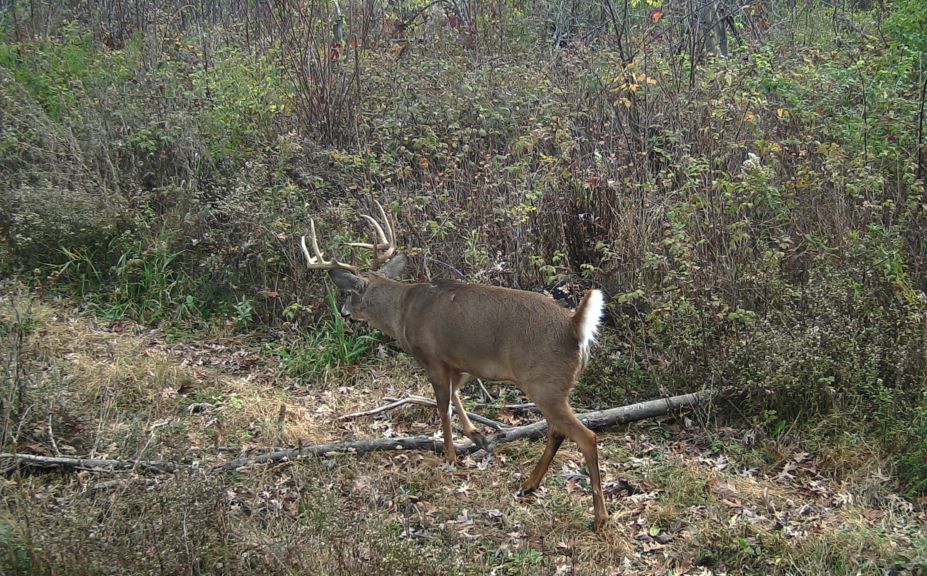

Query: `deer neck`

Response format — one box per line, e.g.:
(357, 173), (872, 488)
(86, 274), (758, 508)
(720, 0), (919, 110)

(361, 276), (411, 340)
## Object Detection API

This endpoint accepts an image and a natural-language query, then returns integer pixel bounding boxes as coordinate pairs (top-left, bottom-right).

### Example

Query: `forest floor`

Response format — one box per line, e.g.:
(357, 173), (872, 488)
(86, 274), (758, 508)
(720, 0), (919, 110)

(2, 294), (926, 575)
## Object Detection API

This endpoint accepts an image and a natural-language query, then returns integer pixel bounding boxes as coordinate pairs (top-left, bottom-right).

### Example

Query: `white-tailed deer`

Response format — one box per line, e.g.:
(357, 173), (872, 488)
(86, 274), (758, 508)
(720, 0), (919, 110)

(301, 202), (608, 529)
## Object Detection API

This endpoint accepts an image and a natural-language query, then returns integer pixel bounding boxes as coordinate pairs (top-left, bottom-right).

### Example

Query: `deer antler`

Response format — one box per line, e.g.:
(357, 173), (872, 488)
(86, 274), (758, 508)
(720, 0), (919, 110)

(300, 200), (397, 273)
(343, 200), (396, 268)
(300, 219), (361, 274)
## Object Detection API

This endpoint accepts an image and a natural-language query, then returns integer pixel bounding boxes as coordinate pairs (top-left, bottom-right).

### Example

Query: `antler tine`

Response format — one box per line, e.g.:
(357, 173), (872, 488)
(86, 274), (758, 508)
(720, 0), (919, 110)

(300, 218), (360, 274)
(376, 200), (395, 255)
(300, 220), (321, 264)
(343, 200), (396, 265)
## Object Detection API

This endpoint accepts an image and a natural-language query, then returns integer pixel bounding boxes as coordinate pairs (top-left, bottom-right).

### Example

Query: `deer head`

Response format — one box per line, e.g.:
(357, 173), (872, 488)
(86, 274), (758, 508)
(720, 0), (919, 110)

(301, 201), (408, 322)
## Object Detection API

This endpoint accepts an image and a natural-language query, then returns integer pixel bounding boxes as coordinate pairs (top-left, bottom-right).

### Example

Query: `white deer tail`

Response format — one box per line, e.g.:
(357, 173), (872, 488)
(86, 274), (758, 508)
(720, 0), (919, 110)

(572, 289), (605, 367)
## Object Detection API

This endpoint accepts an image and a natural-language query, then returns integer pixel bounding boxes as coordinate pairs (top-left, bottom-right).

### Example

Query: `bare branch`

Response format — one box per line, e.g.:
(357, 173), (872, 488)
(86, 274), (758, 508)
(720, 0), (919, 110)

(0, 453), (177, 474)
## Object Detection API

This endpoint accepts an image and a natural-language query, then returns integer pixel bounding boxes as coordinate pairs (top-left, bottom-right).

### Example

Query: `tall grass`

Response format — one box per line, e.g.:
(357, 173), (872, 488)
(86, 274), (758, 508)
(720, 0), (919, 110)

(276, 289), (379, 381)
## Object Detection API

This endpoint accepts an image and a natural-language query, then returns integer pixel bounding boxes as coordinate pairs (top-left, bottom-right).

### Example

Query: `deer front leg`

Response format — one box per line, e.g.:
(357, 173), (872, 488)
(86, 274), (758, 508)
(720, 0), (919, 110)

(427, 364), (457, 463)
(519, 427), (565, 493)
(451, 373), (492, 452)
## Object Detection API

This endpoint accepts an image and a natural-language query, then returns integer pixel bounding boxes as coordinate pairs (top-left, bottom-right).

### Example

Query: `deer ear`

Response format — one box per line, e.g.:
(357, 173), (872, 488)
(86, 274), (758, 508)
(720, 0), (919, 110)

(329, 269), (366, 293)
(379, 253), (408, 279)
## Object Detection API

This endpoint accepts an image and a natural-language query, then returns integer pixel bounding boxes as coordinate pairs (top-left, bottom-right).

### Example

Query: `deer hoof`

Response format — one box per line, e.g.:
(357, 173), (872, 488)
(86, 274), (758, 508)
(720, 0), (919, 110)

(516, 485), (538, 498)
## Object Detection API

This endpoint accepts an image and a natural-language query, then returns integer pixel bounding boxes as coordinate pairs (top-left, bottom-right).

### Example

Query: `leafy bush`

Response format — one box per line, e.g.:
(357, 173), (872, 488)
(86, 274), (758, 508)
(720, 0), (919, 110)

(885, 0), (927, 55)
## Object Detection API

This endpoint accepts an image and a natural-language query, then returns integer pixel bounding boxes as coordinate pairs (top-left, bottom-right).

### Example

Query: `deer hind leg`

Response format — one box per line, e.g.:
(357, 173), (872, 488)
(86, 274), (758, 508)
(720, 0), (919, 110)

(536, 398), (609, 530)
(426, 364), (457, 463)
(451, 373), (492, 452)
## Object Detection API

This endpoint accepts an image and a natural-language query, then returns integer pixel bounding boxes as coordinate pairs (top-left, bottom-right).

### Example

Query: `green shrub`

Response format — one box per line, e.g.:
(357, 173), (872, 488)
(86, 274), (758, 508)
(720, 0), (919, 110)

(189, 48), (286, 161)
(885, 0), (927, 55)
(0, 520), (32, 576)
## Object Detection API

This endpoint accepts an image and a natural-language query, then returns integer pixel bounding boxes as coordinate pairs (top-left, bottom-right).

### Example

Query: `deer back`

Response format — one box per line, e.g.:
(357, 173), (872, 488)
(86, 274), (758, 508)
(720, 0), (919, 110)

(357, 277), (589, 387)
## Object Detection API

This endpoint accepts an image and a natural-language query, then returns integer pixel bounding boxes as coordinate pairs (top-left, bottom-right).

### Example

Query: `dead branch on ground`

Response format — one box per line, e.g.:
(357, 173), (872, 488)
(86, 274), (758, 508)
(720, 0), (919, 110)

(0, 391), (712, 474)
(0, 453), (178, 474)
(220, 390), (712, 471)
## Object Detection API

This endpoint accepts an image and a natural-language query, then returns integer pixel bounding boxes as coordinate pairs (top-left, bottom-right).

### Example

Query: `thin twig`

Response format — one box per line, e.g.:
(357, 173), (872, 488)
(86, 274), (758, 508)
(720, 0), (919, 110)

(89, 478), (157, 491)
(341, 395), (508, 431)
(390, 395), (509, 431)
(916, 73), (927, 187)
(474, 402), (538, 412)
(47, 411), (61, 457)
(476, 378), (494, 401)
(337, 397), (416, 420)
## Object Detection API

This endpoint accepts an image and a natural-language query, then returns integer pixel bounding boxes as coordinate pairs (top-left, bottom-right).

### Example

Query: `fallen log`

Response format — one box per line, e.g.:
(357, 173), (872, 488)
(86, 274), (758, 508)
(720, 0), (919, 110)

(0, 391), (711, 474)
(219, 390), (711, 471)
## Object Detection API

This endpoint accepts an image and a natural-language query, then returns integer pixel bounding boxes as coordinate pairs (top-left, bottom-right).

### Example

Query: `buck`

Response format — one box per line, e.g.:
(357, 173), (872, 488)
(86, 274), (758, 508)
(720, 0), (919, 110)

(301, 202), (609, 529)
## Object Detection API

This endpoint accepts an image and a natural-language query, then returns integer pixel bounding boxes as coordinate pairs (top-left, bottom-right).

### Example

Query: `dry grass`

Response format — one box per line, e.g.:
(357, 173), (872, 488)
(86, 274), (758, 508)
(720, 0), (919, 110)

(2, 291), (926, 575)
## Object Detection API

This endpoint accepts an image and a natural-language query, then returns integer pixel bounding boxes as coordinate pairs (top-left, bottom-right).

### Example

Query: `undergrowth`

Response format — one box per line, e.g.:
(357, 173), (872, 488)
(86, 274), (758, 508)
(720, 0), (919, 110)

(0, 0), (926, 551)
(272, 290), (380, 381)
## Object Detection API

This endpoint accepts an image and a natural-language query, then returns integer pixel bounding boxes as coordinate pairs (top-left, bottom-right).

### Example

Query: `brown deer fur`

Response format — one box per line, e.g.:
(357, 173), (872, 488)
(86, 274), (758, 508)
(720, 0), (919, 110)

(327, 257), (609, 529)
